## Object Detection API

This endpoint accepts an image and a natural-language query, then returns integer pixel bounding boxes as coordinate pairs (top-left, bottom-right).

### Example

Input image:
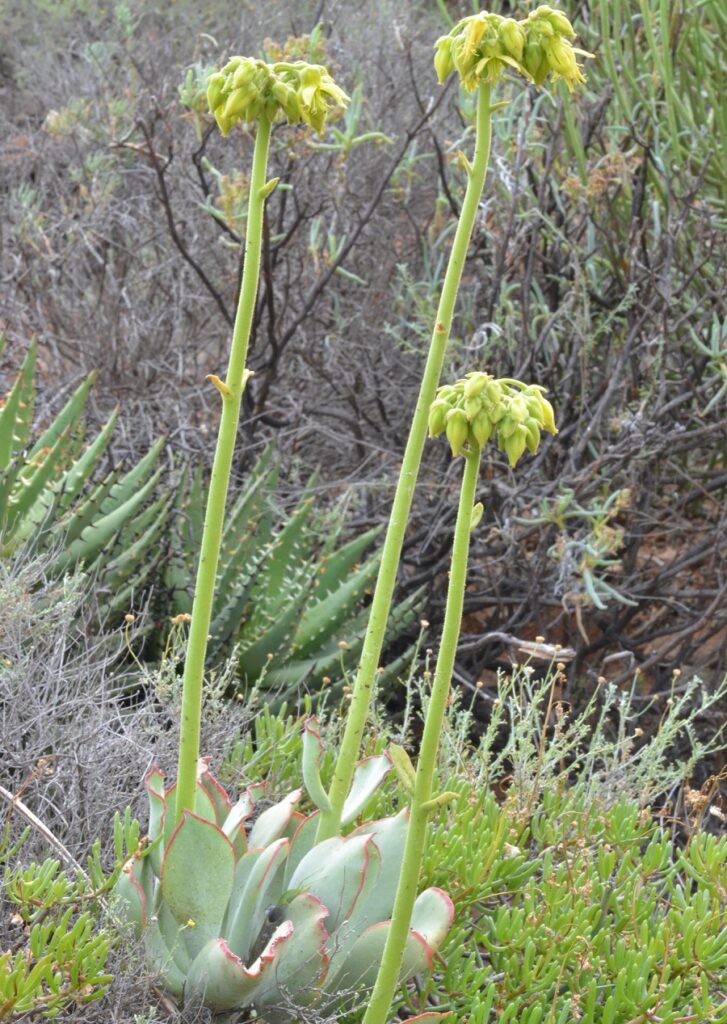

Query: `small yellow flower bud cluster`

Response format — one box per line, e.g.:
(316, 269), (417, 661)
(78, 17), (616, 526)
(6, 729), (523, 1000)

(434, 5), (592, 93)
(207, 57), (349, 136)
(428, 371), (557, 467)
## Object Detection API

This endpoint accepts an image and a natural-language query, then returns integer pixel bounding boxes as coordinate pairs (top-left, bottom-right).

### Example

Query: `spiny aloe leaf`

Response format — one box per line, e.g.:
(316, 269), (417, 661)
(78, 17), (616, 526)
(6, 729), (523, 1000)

(309, 525), (381, 601)
(341, 753), (392, 825)
(4, 424), (76, 537)
(25, 371), (96, 462)
(301, 718), (332, 813)
(0, 338), (36, 470)
(56, 408), (119, 511)
(259, 481), (317, 598)
(161, 812), (235, 958)
(292, 551), (380, 656)
(239, 582), (316, 679)
(60, 465), (162, 569)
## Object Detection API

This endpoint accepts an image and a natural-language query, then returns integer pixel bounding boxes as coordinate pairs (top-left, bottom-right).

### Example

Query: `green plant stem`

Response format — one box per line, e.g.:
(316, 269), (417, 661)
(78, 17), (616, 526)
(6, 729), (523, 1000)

(175, 116), (272, 821)
(316, 81), (492, 843)
(363, 445), (482, 1024)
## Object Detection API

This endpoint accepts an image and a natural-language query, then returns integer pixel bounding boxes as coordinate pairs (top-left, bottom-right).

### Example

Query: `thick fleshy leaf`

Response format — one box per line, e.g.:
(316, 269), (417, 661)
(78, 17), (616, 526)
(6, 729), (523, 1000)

(253, 893), (330, 1006)
(144, 768), (166, 874)
(161, 811), (235, 957)
(341, 753), (392, 825)
(289, 833), (374, 933)
(248, 789), (302, 848)
(162, 782), (218, 848)
(324, 839), (382, 970)
(114, 859), (148, 931)
(410, 887), (455, 951)
(146, 917), (187, 997)
(225, 837), (289, 961)
(323, 920), (432, 993)
(197, 759), (233, 825)
(184, 927), (293, 1011)
(301, 718), (331, 812)
(283, 811), (320, 889)
(157, 900), (192, 973)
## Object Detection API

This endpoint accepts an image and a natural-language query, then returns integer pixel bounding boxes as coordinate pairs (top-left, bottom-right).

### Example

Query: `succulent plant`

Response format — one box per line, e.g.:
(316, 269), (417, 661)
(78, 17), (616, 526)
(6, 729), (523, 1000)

(0, 336), (167, 618)
(115, 722), (453, 1021)
(160, 451), (423, 704)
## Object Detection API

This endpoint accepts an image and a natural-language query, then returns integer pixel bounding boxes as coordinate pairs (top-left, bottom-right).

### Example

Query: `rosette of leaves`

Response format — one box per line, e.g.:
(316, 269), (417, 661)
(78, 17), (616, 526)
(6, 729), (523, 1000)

(0, 337), (167, 616)
(207, 56), (349, 136)
(434, 4), (592, 92)
(428, 370), (558, 467)
(161, 451), (423, 704)
(114, 721), (453, 1021)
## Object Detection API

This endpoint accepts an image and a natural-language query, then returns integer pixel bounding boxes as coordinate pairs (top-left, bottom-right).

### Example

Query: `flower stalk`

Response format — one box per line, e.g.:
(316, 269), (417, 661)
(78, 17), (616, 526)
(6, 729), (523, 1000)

(316, 79), (493, 843)
(175, 115), (272, 821)
(363, 443), (482, 1024)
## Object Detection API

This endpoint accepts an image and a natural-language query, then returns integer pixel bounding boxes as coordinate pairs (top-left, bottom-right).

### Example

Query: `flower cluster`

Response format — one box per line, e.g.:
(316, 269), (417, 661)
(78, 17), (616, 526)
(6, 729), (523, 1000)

(207, 58), (349, 136)
(434, 5), (592, 92)
(428, 371), (557, 467)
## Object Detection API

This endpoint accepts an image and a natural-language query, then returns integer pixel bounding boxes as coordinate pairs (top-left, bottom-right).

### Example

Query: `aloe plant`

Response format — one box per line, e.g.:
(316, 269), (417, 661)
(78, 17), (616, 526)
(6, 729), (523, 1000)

(0, 336), (167, 617)
(115, 725), (452, 1020)
(160, 450), (422, 703)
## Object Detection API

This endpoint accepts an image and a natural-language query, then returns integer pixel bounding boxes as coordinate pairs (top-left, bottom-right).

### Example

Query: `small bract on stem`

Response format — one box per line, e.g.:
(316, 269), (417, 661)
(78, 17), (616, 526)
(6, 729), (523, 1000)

(364, 372), (557, 1024)
(319, 3), (591, 846)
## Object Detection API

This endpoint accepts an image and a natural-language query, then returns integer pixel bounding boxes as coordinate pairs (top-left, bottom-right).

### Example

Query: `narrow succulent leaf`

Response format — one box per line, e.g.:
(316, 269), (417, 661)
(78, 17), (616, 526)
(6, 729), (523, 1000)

(225, 838), (289, 962)
(0, 338), (36, 470)
(253, 893), (330, 1006)
(323, 921), (432, 993)
(248, 790), (302, 849)
(410, 887), (456, 950)
(26, 371), (96, 462)
(400, 1015), (451, 1022)
(161, 812), (235, 958)
(289, 833), (374, 933)
(341, 753), (392, 825)
(184, 930), (291, 1011)
(302, 719), (332, 812)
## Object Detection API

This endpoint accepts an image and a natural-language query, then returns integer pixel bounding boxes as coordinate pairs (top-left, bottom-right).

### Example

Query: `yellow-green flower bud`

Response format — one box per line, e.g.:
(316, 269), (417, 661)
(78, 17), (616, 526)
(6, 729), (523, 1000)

(446, 409), (469, 457)
(428, 400), (450, 438)
(223, 88), (250, 121)
(533, 5), (575, 37)
(206, 73), (226, 112)
(471, 410), (493, 447)
(464, 397), (482, 420)
(434, 36), (455, 83)
(510, 395), (529, 424)
(525, 417), (541, 454)
(463, 373), (489, 400)
(537, 394), (558, 434)
(485, 380), (503, 405)
(523, 41), (549, 86)
(504, 424), (528, 467)
(499, 18), (526, 63)
(232, 60), (256, 90)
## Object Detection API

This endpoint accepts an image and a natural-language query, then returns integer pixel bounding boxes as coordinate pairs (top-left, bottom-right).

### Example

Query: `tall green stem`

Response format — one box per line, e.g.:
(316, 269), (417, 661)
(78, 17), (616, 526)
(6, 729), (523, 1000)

(175, 116), (272, 821)
(363, 445), (481, 1024)
(316, 82), (492, 843)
